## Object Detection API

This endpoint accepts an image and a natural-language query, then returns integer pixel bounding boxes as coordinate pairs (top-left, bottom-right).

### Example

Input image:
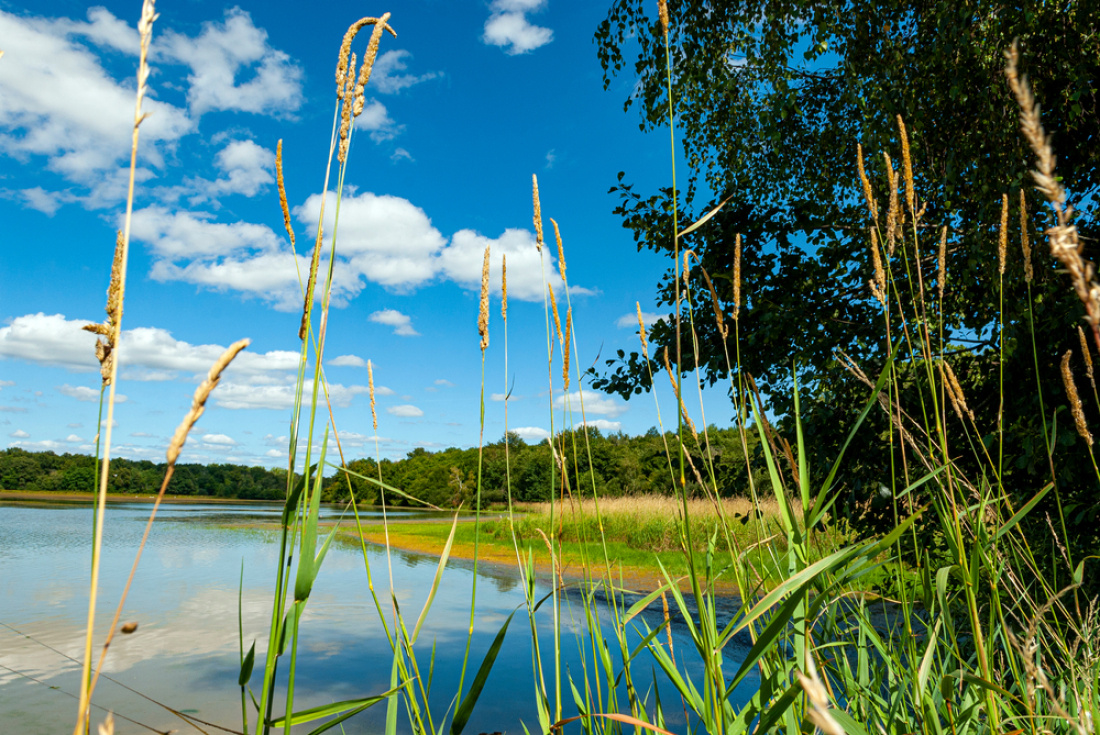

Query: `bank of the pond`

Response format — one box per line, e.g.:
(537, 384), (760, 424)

(0, 490), (275, 503)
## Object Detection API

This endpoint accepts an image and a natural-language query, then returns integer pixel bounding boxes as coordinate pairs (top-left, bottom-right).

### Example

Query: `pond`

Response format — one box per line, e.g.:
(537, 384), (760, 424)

(0, 500), (759, 734)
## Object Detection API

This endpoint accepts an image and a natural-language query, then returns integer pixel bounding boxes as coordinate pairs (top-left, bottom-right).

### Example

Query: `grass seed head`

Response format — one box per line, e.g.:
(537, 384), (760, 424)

(1062, 350), (1093, 446)
(657, 0), (669, 36)
(944, 360), (975, 423)
(884, 152), (899, 255)
(551, 218), (566, 281)
(732, 233), (742, 320)
(897, 115), (916, 218)
(336, 16), (396, 100)
(636, 302), (650, 359)
(562, 307), (572, 391)
(999, 193), (1009, 276)
(1020, 189), (1033, 282)
(479, 245), (490, 352)
(83, 231), (126, 386)
(870, 228), (886, 305)
(501, 254), (508, 321)
(368, 359), (378, 431)
(275, 140), (295, 250)
(1079, 326), (1094, 383)
(337, 53), (356, 163)
(937, 226), (949, 300)
(856, 143), (879, 224)
(701, 267), (727, 339)
(532, 175), (544, 250)
(548, 282), (564, 344)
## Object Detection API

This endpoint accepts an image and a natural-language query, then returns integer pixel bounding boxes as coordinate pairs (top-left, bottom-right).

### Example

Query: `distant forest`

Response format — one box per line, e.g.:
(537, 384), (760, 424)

(0, 426), (764, 505)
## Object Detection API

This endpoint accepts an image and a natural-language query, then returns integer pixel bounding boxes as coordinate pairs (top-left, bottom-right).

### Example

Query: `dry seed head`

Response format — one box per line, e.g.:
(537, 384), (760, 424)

(353, 13), (395, 113)
(1079, 326), (1094, 383)
(999, 193), (1009, 276)
(551, 218), (566, 281)
(1020, 189), (1033, 282)
(532, 175), (544, 250)
(638, 303), (651, 360)
(856, 143), (879, 223)
(97, 713), (115, 735)
(943, 360), (975, 423)
(336, 16), (396, 100)
(732, 233), (742, 320)
(662, 347), (699, 444)
(1005, 42), (1065, 213)
(797, 656), (844, 735)
(657, 0), (669, 36)
(166, 339), (249, 465)
(299, 227), (323, 340)
(1061, 350), (1093, 446)
(501, 254), (508, 321)
(337, 53), (356, 164)
(870, 228), (885, 305)
(701, 267), (727, 339)
(884, 152), (899, 255)
(936, 226), (948, 300)
(562, 307), (572, 391)
(897, 115), (915, 218)
(368, 359), (378, 431)
(478, 245), (490, 352)
(548, 282), (564, 344)
(275, 141), (295, 250)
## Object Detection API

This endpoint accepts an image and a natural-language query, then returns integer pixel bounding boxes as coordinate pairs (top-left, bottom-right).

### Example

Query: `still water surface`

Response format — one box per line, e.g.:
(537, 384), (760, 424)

(0, 501), (756, 734)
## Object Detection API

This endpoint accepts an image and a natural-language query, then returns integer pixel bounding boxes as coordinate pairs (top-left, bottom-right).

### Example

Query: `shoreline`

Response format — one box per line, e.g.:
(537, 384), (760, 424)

(0, 490), (277, 504)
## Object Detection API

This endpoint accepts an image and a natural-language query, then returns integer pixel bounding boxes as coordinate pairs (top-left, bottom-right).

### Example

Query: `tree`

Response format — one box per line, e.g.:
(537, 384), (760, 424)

(592, 1), (1100, 559)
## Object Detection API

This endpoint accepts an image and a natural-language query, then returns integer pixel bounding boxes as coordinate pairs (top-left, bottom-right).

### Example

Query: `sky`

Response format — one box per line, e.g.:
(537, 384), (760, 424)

(0, 0), (736, 467)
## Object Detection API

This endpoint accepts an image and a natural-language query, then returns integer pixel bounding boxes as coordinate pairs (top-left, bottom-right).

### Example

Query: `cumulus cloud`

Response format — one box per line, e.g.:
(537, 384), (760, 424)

(181, 139), (276, 204)
(9, 429), (30, 438)
(58, 384), (126, 402)
(65, 434), (83, 443)
(387, 404), (424, 418)
(512, 426), (550, 443)
(201, 433), (236, 446)
(0, 7), (192, 195)
(158, 7), (303, 117)
(439, 228), (587, 302)
(355, 100), (404, 142)
(581, 419), (621, 433)
(213, 381), (369, 410)
(369, 309), (419, 336)
(329, 355), (367, 368)
(616, 311), (661, 330)
(371, 50), (439, 94)
(434, 379), (454, 387)
(0, 314), (306, 399)
(482, 0), (554, 55)
(554, 390), (627, 418)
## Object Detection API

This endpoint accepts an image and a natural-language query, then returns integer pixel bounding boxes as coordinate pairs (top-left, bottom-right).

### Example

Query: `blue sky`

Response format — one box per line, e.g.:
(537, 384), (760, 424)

(0, 0), (734, 466)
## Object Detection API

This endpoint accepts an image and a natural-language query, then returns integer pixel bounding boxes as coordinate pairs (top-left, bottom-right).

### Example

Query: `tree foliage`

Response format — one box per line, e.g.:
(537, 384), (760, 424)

(591, 0), (1100, 552)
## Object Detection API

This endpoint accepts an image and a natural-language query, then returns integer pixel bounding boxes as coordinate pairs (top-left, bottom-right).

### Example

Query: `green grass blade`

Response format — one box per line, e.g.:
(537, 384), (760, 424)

(992, 482), (1053, 542)
(412, 512), (460, 644)
(450, 610), (516, 735)
(266, 685), (402, 728)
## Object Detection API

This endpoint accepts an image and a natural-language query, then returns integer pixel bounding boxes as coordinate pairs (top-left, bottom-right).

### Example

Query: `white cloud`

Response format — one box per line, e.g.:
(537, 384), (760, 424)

(0, 380), (12, 388)
(434, 379), (455, 387)
(545, 149), (556, 169)
(329, 355), (366, 368)
(483, 0), (554, 55)
(512, 426), (550, 443)
(133, 206), (284, 259)
(355, 100), (404, 143)
(369, 309), (419, 337)
(296, 191), (445, 290)
(616, 311), (661, 329)
(181, 140), (275, 204)
(371, 50), (439, 94)
(391, 147), (413, 163)
(554, 390), (627, 417)
(65, 434), (83, 443)
(201, 433), (236, 446)
(0, 7), (192, 195)
(0, 313), (299, 382)
(439, 228), (588, 302)
(213, 381), (369, 410)
(9, 429), (29, 438)
(19, 187), (71, 216)
(581, 419), (621, 433)
(387, 404), (423, 418)
(490, 392), (518, 402)
(58, 384), (126, 403)
(159, 8), (303, 117)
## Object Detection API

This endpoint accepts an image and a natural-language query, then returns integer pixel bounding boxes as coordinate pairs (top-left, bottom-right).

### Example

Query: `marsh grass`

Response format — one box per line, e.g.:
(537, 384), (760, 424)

(61, 4), (1100, 735)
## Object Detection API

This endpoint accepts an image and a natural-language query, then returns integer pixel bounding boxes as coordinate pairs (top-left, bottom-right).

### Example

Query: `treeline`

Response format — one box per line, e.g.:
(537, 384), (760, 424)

(1, 426), (765, 506)
(332, 427), (765, 508)
(0, 447), (284, 500)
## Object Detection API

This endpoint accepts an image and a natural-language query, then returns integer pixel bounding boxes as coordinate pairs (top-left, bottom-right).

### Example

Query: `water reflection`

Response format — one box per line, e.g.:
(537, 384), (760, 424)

(0, 501), (750, 734)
